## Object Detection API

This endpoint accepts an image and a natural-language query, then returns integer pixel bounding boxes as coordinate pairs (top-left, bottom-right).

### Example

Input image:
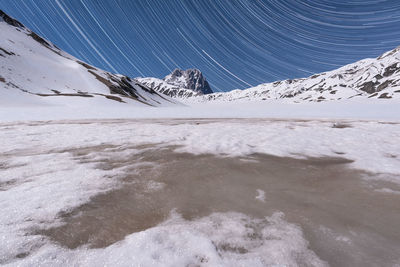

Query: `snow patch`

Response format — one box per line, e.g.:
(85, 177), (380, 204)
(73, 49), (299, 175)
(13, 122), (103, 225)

(375, 188), (400, 195)
(9, 212), (326, 267)
(255, 189), (266, 202)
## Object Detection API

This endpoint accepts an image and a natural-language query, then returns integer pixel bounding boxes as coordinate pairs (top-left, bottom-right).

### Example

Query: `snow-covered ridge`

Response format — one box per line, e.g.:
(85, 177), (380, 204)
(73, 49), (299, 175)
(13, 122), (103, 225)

(140, 46), (400, 103)
(188, 46), (400, 103)
(0, 10), (176, 107)
(137, 68), (213, 98)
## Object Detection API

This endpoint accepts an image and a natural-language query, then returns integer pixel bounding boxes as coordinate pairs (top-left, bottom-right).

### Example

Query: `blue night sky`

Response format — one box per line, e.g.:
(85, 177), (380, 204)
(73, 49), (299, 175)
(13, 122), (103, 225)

(1, 0), (400, 92)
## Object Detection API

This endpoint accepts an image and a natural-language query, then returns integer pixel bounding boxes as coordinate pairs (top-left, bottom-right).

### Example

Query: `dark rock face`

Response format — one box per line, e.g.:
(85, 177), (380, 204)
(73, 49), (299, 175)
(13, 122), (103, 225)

(163, 68), (213, 94)
(28, 32), (52, 48)
(359, 81), (379, 94)
(0, 10), (24, 28)
(0, 47), (16, 56)
(378, 93), (392, 99)
(383, 63), (400, 77)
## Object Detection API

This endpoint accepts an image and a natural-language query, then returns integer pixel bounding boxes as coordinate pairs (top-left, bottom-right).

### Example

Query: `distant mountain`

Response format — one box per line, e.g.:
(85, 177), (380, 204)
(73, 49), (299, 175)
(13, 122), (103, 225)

(164, 68), (213, 94)
(0, 10), (175, 107)
(190, 47), (400, 102)
(136, 77), (203, 98)
(141, 46), (400, 103)
(137, 68), (213, 98)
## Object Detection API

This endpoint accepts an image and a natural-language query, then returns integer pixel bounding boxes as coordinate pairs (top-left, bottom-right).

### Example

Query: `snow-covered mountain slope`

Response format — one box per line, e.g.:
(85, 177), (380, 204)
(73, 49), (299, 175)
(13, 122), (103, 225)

(0, 10), (176, 107)
(137, 68), (213, 98)
(184, 46), (400, 103)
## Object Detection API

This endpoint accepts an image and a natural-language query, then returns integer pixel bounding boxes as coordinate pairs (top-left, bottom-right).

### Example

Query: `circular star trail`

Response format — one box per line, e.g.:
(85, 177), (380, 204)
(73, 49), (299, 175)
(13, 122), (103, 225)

(2, 0), (400, 91)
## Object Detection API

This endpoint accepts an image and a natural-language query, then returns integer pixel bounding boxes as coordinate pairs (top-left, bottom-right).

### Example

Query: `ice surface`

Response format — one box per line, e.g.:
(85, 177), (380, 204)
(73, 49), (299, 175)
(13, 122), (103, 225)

(0, 136), (326, 266)
(1, 118), (399, 178)
(1, 119), (400, 266)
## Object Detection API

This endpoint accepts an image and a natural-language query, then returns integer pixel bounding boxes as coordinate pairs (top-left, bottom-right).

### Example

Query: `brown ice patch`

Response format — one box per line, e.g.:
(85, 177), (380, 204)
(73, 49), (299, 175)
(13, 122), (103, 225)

(34, 146), (400, 266)
(332, 122), (352, 129)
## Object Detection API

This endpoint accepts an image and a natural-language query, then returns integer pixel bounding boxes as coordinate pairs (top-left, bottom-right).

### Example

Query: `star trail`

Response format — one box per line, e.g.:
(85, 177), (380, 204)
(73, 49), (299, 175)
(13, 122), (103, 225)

(1, 0), (400, 91)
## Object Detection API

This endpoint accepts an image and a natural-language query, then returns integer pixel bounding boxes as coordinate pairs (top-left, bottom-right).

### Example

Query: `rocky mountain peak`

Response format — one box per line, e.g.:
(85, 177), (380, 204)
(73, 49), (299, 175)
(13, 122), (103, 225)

(163, 68), (213, 95)
(170, 68), (184, 77)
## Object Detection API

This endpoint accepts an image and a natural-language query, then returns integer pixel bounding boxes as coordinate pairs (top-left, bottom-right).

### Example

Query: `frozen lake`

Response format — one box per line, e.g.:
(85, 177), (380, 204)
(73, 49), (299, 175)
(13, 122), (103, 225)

(1, 119), (399, 266)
